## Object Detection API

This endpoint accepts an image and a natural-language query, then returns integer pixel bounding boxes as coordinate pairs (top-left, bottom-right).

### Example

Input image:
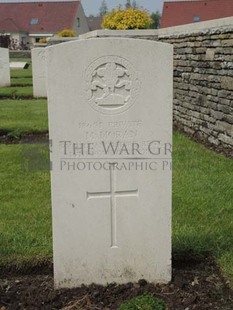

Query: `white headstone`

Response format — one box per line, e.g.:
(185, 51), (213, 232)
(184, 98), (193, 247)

(10, 62), (28, 69)
(0, 48), (10, 87)
(47, 38), (173, 288)
(32, 48), (47, 97)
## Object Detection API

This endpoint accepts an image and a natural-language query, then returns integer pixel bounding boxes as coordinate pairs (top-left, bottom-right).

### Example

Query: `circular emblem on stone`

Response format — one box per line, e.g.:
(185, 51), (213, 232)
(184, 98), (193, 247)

(85, 56), (140, 115)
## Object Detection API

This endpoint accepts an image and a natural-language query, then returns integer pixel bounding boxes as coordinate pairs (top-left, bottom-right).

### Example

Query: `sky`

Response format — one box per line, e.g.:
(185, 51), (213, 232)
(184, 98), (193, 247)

(81, 0), (165, 16)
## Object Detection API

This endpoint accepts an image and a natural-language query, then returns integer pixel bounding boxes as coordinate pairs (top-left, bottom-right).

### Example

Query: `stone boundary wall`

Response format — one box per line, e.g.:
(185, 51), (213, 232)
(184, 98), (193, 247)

(9, 50), (31, 58)
(158, 20), (233, 151)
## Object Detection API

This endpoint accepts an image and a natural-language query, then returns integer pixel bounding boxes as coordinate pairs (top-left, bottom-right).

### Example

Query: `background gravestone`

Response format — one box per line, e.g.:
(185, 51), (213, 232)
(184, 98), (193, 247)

(46, 38), (173, 288)
(10, 62), (28, 69)
(0, 47), (10, 87)
(32, 48), (47, 97)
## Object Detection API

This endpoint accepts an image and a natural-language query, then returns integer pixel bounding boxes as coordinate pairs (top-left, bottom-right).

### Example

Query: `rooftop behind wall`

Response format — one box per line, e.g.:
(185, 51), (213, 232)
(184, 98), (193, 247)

(158, 16), (233, 36)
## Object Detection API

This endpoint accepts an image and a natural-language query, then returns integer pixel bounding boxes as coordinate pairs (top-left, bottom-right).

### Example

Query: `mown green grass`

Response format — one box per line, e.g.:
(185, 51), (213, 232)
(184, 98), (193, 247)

(0, 86), (33, 98)
(173, 131), (233, 280)
(118, 294), (166, 310)
(0, 58), (33, 98)
(10, 58), (31, 63)
(0, 144), (52, 267)
(0, 133), (232, 282)
(0, 99), (48, 136)
(11, 77), (32, 87)
(11, 70), (32, 79)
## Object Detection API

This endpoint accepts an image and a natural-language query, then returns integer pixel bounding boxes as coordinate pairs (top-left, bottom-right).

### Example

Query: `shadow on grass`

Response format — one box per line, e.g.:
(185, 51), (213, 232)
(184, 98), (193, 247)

(0, 256), (53, 276)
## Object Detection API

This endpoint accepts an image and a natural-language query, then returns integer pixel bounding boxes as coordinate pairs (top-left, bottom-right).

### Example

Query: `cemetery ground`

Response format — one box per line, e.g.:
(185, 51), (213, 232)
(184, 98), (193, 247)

(0, 60), (233, 309)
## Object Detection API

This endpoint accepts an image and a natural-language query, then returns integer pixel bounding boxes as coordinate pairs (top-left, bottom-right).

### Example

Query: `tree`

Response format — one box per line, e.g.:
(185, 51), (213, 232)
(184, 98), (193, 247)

(126, 0), (138, 9)
(132, 0), (138, 9)
(102, 8), (153, 30)
(99, 0), (108, 16)
(150, 11), (161, 29)
(0, 34), (11, 48)
(125, 0), (131, 9)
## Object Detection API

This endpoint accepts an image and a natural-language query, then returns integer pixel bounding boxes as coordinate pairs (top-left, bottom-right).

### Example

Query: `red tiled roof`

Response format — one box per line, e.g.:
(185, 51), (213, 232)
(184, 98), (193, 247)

(0, 18), (20, 32)
(0, 1), (80, 33)
(161, 0), (233, 28)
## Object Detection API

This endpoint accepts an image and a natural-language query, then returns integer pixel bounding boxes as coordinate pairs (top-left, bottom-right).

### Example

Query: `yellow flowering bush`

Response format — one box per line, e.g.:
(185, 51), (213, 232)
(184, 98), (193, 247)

(102, 8), (153, 30)
(58, 29), (76, 37)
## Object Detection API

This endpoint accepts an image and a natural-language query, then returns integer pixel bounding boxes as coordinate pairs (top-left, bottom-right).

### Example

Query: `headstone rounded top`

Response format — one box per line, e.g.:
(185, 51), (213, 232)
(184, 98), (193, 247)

(85, 55), (140, 115)
(46, 35), (173, 288)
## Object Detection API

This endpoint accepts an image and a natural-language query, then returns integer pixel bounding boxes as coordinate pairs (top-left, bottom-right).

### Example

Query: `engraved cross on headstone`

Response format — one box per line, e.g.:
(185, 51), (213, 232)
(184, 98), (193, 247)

(87, 163), (138, 248)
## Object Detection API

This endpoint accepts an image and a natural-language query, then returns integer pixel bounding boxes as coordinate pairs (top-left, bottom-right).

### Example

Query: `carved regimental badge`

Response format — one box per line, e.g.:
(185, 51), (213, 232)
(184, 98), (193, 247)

(85, 56), (140, 115)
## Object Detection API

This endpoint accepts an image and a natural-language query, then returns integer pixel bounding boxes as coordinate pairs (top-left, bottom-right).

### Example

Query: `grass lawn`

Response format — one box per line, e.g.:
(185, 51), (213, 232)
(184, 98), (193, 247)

(11, 77), (32, 87)
(0, 133), (232, 282)
(0, 99), (48, 136)
(0, 144), (52, 267)
(0, 58), (33, 98)
(10, 58), (31, 63)
(11, 70), (32, 79)
(173, 132), (233, 280)
(0, 58), (232, 285)
(0, 86), (33, 98)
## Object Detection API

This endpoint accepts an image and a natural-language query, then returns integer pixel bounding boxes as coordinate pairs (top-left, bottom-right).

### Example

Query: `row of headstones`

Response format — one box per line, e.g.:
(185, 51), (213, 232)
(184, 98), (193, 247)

(0, 47), (45, 95)
(2, 39), (173, 289)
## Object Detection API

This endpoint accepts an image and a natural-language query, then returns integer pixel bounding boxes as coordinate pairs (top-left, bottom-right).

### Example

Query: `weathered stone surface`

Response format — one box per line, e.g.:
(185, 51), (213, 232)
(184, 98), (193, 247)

(0, 48), (10, 87)
(210, 110), (224, 120)
(158, 26), (233, 150)
(212, 62), (222, 70)
(208, 135), (220, 145)
(207, 100), (218, 110)
(219, 133), (233, 146)
(218, 104), (232, 114)
(223, 114), (233, 124)
(32, 48), (47, 98)
(221, 76), (233, 90)
(203, 114), (216, 123)
(216, 121), (233, 136)
(195, 47), (206, 54)
(218, 90), (233, 99)
(47, 38), (173, 288)
(221, 39), (233, 46)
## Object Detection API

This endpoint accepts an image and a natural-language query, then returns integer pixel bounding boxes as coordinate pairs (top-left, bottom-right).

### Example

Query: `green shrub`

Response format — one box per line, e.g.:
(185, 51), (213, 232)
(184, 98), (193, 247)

(118, 294), (166, 310)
